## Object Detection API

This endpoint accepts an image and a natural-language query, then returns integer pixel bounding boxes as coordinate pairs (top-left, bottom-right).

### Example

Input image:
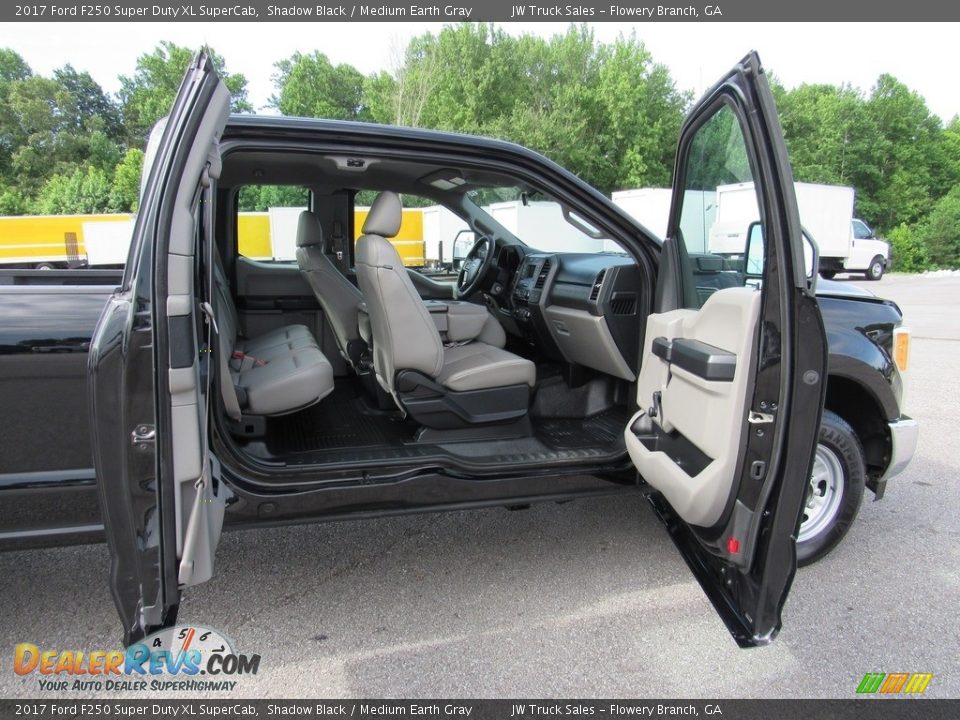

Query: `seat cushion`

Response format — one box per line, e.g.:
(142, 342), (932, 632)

(240, 325), (316, 356)
(436, 342), (536, 392)
(234, 346), (334, 416)
(244, 325), (317, 354)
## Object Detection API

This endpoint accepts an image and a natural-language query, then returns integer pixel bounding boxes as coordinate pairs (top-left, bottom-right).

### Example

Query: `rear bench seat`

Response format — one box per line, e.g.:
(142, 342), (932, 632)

(213, 254), (334, 418)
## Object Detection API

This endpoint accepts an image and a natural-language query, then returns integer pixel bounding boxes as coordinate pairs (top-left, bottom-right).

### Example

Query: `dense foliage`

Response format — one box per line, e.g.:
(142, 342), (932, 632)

(1, 27), (957, 269)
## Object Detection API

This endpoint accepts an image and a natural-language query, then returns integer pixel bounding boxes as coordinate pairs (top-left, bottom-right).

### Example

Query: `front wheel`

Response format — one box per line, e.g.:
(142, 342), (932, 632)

(865, 256), (885, 281)
(820, 270), (837, 280)
(797, 410), (866, 566)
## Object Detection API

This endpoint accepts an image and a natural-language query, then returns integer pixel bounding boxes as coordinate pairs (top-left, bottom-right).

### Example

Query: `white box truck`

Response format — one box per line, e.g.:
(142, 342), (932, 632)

(486, 200), (605, 254)
(82, 218), (135, 267)
(611, 188), (673, 240)
(421, 205), (470, 269)
(423, 200), (608, 270)
(615, 183), (890, 280)
(611, 188), (717, 253)
(710, 181), (890, 280)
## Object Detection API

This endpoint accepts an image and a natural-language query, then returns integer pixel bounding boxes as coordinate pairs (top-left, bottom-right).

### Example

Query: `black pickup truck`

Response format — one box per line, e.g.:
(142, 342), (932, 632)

(0, 269), (916, 561)
(0, 53), (918, 648)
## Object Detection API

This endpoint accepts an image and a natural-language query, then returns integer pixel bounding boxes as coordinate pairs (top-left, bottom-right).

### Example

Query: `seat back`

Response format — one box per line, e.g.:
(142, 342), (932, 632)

(355, 192), (443, 392)
(295, 210), (364, 363)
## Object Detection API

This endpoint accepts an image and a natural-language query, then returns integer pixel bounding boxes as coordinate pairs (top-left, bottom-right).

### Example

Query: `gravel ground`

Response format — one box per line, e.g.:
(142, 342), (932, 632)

(1, 274), (957, 699)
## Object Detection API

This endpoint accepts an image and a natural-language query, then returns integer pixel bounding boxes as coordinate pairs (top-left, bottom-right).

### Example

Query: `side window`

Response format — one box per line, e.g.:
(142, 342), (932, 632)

(676, 103), (759, 309)
(236, 185), (311, 262)
(852, 220), (871, 239)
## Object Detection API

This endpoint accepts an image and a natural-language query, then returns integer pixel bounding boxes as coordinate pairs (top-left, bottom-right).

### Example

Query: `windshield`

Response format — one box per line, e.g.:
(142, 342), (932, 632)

(464, 186), (624, 255)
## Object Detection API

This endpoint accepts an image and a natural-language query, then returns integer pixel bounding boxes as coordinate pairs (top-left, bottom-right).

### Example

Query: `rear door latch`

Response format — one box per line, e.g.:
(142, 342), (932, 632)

(131, 424), (156, 449)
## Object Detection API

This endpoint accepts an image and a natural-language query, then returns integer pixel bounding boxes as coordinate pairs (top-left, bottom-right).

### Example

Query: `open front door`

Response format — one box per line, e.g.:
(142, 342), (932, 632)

(89, 53), (232, 646)
(625, 52), (827, 646)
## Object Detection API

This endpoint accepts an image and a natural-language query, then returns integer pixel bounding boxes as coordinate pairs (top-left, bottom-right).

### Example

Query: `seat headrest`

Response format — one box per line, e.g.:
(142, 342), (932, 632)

(296, 210), (324, 248)
(362, 191), (402, 238)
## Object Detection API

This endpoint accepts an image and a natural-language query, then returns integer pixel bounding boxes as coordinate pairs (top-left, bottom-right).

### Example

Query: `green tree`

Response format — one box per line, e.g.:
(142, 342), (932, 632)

(592, 33), (688, 190)
(0, 180), (29, 214)
(887, 223), (928, 272)
(917, 186), (960, 268)
(119, 42), (251, 148)
(109, 148), (144, 212)
(0, 49), (33, 179)
(237, 185), (309, 212)
(361, 25), (686, 194)
(54, 64), (124, 141)
(6, 74), (121, 193)
(271, 52), (370, 120)
(776, 83), (878, 188)
(33, 165), (117, 214)
(863, 74), (944, 230)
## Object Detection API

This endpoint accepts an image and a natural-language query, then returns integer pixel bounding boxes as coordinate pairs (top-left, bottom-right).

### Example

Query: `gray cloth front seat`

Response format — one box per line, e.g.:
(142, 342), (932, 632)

(355, 192), (535, 404)
(295, 210), (365, 366)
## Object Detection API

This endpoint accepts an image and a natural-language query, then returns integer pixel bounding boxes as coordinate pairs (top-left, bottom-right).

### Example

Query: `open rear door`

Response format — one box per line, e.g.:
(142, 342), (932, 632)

(89, 53), (232, 646)
(625, 52), (827, 646)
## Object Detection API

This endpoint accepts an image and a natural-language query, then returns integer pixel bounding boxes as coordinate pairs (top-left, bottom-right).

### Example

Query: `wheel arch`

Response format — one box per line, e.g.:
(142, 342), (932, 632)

(823, 372), (891, 490)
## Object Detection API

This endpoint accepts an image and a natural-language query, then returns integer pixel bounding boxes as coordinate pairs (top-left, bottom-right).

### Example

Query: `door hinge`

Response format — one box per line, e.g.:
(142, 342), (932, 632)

(131, 424), (156, 449)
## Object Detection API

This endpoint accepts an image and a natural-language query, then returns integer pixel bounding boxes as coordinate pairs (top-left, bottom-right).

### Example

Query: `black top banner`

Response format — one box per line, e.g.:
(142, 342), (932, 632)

(2, 0), (959, 22)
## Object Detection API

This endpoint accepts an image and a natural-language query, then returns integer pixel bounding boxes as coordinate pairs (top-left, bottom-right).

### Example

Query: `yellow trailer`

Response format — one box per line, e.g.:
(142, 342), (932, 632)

(354, 207), (425, 267)
(3, 208), (426, 269)
(237, 213), (272, 259)
(0, 213), (132, 268)
(237, 208), (425, 267)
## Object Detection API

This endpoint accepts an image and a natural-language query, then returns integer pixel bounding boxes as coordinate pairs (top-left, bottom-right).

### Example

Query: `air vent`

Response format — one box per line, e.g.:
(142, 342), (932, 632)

(610, 294), (637, 315)
(534, 259), (551, 289)
(589, 269), (606, 301)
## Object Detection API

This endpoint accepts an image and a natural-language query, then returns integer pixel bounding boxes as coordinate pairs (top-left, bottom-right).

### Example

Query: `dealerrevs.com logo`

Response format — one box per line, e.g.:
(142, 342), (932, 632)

(14, 625), (260, 692)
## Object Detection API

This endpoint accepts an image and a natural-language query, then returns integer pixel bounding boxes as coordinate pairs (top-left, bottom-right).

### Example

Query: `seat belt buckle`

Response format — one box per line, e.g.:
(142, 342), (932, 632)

(232, 350), (267, 370)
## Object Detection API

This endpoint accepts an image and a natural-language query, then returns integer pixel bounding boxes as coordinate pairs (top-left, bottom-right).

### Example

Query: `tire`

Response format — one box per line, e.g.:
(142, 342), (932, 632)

(34, 262), (56, 270)
(797, 410), (866, 566)
(865, 256), (885, 281)
(820, 270), (837, 280)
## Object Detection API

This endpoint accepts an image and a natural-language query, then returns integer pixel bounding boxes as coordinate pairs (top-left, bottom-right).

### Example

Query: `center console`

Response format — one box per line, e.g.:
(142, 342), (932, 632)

(511, 255), (553, 321)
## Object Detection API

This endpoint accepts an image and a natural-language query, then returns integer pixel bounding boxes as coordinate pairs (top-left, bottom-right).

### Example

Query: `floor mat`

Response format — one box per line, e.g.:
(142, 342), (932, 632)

(534, 406), (631, 450)
(246, 381), (631, 468)
(263, 384), (414, 456)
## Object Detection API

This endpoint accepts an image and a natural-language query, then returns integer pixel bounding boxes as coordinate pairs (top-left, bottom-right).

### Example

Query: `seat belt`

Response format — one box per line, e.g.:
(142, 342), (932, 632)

(197, 166), (242, 422)
(180, 162), (225, 586)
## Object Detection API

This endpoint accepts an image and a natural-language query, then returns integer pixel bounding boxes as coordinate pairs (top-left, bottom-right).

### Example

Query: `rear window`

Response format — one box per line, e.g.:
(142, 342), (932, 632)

(236, 185), (311, 262)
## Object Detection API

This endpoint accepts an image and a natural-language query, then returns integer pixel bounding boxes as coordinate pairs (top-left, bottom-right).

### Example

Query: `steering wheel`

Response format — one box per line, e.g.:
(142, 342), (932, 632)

(456, 235), (495, 299)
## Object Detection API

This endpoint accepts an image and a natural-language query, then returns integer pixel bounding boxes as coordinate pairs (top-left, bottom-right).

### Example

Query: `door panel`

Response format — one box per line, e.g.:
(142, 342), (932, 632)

(628, 52), (827, 647)
(627, 287), (760, 527)
(91, 53), (230, 646)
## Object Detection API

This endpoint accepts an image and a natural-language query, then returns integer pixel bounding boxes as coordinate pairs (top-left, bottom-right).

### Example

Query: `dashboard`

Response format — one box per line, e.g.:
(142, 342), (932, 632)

(491, 245), (643, 381)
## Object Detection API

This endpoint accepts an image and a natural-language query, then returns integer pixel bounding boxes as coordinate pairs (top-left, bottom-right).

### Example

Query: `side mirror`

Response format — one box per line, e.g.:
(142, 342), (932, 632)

(744, 222), (765, 278)
(802, 230), (818, 293)
(451, 229), (476, 269)
(744, 221), (818, 293)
